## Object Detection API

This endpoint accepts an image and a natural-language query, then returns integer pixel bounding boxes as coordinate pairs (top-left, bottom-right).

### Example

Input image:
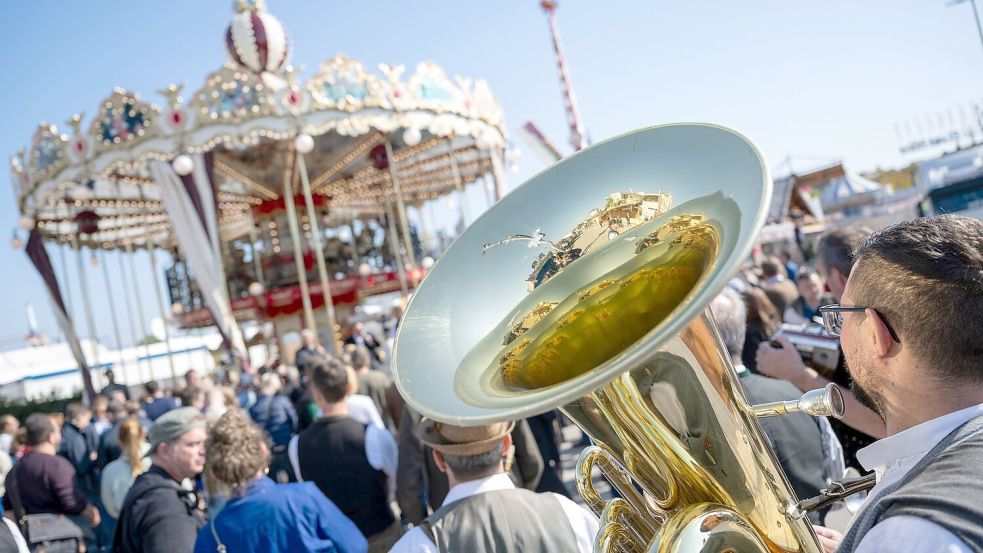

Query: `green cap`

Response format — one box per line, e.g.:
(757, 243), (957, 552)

(146, 407), (206, 457)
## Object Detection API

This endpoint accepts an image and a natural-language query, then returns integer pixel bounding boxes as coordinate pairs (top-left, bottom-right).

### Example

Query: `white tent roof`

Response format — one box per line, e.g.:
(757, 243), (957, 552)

(820, 172), (885, 211)
(0, 340), (114, 386)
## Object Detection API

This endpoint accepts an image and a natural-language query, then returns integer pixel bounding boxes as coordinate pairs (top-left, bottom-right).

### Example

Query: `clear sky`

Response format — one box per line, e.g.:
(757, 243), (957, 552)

(1, 1), (981, 348)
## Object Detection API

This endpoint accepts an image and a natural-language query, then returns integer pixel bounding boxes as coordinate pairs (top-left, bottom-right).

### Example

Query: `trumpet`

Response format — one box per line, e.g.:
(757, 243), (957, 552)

(394, 124), (855, 552)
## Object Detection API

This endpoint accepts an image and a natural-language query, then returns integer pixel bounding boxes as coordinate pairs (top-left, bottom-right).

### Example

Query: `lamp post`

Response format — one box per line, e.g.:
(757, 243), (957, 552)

(949, 0), (983, 56)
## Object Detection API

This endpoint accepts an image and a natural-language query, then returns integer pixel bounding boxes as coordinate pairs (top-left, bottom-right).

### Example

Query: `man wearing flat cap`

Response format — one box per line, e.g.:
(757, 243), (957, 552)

(389, 418), (599, 552)
(113, 407), (207, 553)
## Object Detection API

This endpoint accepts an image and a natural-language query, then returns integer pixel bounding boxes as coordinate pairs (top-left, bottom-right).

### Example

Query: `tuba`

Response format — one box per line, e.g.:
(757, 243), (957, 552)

(393, 124), (847, 552)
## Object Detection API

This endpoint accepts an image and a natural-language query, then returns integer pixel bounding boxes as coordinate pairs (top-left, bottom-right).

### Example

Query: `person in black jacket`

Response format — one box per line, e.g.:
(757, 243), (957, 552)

(59, 403), (99, 500)
(97, 402), (130, 470)
(249, 373), (298, 482)
(114, 407), (206, 553)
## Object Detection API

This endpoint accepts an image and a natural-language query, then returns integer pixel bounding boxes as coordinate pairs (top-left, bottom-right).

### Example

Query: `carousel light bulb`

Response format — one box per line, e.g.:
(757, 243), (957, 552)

(173, 155), (194, 176)
(248, 281), (265, 296)
(421, 256), (435, 269)
(17, 216), (35, 230)
(295, 133), (315, 154)
(171, 302), (184, 315)
(402, 127), (422, 147)
(358, 262), (372, 276)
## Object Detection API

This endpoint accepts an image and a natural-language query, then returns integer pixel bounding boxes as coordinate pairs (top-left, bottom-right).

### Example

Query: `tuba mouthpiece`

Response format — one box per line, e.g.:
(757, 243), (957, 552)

(752, 383), (845, 419)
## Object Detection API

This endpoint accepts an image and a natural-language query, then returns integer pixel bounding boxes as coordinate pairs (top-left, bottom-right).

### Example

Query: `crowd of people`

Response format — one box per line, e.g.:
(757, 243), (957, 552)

(0, 318), (589, 553)
(0, 214), (980, 553)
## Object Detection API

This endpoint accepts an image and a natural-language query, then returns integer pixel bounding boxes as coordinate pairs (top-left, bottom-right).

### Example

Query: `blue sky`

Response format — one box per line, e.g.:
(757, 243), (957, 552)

(1, 1), (982, 347)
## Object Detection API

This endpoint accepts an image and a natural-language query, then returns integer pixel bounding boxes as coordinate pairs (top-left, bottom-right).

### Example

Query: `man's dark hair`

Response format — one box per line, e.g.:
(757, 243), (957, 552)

(310, 357), (349, 403)
(817, 227), (868, 278)
(441, 443), (505, 480)
(65, 402), (90, 422)
(349, 346), (371, 371)
(760, 257), (783, 279)
(108, 402), (128, 421)
(105, 369), (115, 381)
(25, 413), (56, 447)
(297, 353), (326, 376)
(796, 269), (820, 283)
(850, 215), (983, 381)
(145, 380), (160, 395)
(178, 386), (203, 407)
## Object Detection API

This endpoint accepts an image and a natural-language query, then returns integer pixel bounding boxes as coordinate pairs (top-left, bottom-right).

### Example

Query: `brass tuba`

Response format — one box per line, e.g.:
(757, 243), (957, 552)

(393, 124), (844, 552)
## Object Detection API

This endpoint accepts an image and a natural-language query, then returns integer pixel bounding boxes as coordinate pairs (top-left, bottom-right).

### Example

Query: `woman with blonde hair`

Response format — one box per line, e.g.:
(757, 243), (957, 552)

(194, 409), (367, 553)
(100, 417), (151, 519)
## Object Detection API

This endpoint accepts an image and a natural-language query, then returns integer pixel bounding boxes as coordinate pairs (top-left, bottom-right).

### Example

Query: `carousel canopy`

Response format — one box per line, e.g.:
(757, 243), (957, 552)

(10, 0), (507, 251)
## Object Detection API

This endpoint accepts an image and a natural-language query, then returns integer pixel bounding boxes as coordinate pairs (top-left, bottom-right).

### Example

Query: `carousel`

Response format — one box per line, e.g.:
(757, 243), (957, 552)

(9, 0), (510, 400)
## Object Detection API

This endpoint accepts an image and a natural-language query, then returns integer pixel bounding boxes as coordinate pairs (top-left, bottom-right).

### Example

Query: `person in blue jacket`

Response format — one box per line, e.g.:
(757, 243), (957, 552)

(194, 408), (367, 553)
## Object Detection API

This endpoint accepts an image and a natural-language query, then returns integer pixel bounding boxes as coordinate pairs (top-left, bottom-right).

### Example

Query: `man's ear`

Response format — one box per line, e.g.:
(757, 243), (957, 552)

(865, 308), (895, 358)
(501, 432), (513, 454)
(432, 449), (448, 473)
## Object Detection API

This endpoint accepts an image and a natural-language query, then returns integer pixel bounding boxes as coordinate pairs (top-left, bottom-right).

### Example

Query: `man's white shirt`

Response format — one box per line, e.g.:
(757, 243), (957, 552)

(849, 403), (983, 553)
(389, 472), (599, 553)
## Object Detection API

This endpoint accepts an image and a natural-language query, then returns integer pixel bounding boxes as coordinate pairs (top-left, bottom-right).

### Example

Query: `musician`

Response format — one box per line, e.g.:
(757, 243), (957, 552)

(812, 216), (983, 552)
(757, 228), (886, 468)
(389, 419), (598, 553)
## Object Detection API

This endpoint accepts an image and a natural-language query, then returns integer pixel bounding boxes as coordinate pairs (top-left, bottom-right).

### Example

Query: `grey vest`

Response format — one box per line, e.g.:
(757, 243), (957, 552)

(839, 415), (983, 553)
(421, 488), (580, 552)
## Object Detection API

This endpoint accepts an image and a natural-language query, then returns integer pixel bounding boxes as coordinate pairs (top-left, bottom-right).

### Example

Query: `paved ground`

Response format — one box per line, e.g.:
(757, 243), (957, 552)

(556, 424), (853, 534)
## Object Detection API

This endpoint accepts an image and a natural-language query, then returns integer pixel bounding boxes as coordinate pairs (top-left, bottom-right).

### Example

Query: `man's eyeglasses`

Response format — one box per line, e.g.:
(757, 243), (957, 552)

(819, 304), (901, 344)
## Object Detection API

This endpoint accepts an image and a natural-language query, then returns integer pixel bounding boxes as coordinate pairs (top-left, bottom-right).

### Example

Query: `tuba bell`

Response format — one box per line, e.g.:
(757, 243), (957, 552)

(393, 124), (845, 552)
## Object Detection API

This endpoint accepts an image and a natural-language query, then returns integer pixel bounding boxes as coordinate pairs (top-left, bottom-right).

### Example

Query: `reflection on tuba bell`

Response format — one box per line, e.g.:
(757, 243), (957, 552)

(393, 124), (845, 552)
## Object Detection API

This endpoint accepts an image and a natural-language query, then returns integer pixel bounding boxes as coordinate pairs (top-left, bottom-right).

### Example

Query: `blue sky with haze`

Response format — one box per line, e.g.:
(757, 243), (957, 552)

(1, 1), (981, 347)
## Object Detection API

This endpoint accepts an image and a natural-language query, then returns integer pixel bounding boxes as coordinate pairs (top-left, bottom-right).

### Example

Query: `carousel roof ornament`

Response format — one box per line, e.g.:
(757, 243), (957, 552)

(226, 0), (291, 76)
(11, 2), (509, 250)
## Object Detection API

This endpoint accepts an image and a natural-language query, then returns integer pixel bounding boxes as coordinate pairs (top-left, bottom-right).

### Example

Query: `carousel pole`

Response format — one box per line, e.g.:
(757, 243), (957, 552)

(71, 230), (101, 389)
(114, 249), (142, 385)
(414, 204), (433, 258)
(382, 183), (409, 298)
(489, 144), (507, 202)
(57, 242), (74, 317)
(122, 242), (152, 383)
(296, 139), (342, 354)
(99, 248), (129, 385)
(446, 139), (471, 225)
(383, 140), (417, 269)
(347, 221), (361, 270)
(281, 149), (317, 332)
(136, 185), (177, 386)
(247, 208), (265, 288)
(114, 179), (152, 384)
(146, 240), (178, 387)
(57, 206), (74, 318)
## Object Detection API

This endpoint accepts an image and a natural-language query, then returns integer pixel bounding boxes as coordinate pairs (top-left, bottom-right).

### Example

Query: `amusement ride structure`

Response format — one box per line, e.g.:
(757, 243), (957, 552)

(8, 0), (509, 400)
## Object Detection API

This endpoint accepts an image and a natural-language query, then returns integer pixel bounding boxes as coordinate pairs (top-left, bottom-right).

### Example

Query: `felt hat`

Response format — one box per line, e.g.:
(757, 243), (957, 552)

(418, 417), (514, 456)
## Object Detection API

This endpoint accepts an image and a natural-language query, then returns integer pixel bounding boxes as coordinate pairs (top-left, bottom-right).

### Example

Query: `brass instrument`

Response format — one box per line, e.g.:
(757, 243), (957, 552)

(393, 124), (846, 552)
